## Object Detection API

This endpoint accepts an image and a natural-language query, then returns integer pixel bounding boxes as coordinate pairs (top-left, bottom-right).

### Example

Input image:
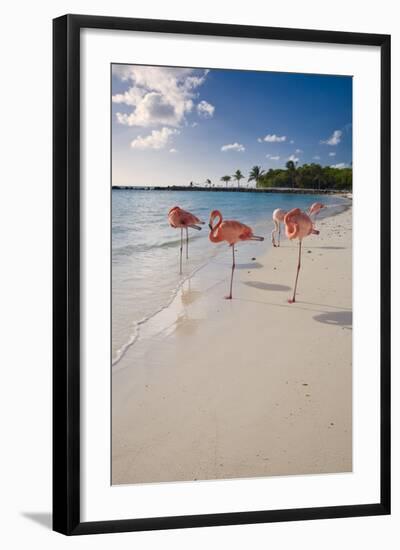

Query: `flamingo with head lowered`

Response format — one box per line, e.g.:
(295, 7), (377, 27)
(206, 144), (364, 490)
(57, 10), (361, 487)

(271, 208), (287, 247)
(284, 208), (320, 304)
(168, 206), (204, 274)
(209, 210), (264, 299)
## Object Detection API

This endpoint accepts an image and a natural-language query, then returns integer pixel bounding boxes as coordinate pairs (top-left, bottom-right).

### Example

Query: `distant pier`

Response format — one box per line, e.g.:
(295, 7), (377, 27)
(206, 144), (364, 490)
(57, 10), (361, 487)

(112, 185), (349, 195)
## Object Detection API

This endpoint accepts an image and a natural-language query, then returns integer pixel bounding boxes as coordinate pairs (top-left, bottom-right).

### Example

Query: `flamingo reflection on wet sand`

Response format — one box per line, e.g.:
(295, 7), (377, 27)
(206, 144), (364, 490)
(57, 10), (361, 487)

(209, 209), (264, 300)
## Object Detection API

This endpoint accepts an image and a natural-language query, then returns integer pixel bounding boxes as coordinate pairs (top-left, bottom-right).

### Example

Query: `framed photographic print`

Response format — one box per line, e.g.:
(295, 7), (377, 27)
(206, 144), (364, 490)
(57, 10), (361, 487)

(53, 14), (391, 535)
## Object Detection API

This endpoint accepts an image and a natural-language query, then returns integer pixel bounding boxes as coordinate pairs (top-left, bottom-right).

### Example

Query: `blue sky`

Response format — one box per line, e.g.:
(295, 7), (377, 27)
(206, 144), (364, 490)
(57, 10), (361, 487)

(112, 65), (352, 187)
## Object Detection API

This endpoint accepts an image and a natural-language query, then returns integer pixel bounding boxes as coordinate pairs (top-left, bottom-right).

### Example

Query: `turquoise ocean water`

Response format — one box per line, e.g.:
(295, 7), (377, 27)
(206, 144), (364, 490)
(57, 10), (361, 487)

(112, 190), (348, 364)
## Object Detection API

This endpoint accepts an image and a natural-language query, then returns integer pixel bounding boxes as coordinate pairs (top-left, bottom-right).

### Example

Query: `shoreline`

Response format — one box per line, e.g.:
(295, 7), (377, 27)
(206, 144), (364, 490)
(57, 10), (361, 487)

(111, 197), (351, 367)
(112, 207), (352, 485)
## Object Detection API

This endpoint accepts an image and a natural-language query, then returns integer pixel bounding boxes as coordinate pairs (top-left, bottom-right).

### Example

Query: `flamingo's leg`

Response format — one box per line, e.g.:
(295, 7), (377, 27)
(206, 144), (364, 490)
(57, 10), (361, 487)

(186, 227), (189, 259)
(271, 221), (278, 247)
(289, 239), (302, 303)
(278, 222), (281, 247)
(179, 228), (183, 274)
(225, 245), (235, 300)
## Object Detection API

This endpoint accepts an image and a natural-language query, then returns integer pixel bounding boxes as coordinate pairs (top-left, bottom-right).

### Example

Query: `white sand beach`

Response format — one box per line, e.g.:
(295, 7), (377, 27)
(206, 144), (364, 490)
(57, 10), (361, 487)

(112, 207), (352, 485)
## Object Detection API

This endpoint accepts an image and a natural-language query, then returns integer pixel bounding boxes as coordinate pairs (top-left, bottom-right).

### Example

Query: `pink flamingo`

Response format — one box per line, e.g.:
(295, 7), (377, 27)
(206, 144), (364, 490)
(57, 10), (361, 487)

(284, 208), (320, 304)
(168, 206), (204, 274)
(209, 210), (264, 299)
(271, 208), (287, 247)
(307, 202), (325, 219)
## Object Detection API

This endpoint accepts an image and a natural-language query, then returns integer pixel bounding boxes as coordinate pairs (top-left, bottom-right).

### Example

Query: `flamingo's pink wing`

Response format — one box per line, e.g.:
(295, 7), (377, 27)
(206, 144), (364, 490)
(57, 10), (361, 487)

(177, 209), (202, 225)
(238, 224), (254, 240)
(185, 212), (201, 224)
(168, 207), (184, 227)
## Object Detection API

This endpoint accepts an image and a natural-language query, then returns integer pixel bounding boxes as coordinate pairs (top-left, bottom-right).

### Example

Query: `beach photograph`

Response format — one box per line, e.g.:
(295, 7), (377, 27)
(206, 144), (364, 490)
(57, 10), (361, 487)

(111, 64), (352, 485)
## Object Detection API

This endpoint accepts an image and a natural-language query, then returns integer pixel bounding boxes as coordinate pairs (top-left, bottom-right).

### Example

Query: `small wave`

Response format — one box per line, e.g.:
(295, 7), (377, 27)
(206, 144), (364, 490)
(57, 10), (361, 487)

(112, 325), (140, 367)
(112, 258), (211, 367)
(113, 234), (203, 257)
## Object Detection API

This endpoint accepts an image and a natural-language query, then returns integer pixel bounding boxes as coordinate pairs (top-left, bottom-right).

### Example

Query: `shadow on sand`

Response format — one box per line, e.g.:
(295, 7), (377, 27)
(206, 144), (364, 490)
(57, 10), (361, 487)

(306, 246), (346, 250)
(237, 298), (352, 324)
(244, 281), (291, 292)
(313, 310), (352, 328)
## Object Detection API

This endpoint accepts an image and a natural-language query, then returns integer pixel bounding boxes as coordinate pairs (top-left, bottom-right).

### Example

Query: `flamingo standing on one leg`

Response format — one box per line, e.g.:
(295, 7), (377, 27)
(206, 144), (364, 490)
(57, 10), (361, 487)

(168, 206), (204, 274)
(209, 210), (264, 299)
(284, 208), (320, 304)
(271, 208), (287, 247)
(307, 202), (325, 220)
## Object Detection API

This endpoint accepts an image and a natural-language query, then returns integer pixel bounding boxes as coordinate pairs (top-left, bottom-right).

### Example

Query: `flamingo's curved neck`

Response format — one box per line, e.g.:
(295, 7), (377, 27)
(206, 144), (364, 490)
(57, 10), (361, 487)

(209, 211), (222, 242)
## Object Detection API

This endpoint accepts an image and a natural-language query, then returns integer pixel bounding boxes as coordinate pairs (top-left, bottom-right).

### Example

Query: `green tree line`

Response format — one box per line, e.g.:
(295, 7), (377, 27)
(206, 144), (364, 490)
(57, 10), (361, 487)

(218, 161), (352, 191)
(257, 161), (352, 190)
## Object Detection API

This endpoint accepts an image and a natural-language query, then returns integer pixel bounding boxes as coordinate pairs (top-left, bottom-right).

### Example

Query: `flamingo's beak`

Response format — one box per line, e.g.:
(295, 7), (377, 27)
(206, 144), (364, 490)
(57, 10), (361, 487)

(208, 223), (212, 230)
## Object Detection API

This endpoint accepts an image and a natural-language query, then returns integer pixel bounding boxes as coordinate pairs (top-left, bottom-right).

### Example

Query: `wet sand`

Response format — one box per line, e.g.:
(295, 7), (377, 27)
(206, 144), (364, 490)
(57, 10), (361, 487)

(112, 208), (352, 485)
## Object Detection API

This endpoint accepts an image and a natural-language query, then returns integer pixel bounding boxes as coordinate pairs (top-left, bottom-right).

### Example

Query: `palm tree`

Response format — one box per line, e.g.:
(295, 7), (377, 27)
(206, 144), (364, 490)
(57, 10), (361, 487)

(248, 165), (265, 187)
(232, 169), (244, 188)
(220, 175), (231, 188)
(205, 178), (212, 188)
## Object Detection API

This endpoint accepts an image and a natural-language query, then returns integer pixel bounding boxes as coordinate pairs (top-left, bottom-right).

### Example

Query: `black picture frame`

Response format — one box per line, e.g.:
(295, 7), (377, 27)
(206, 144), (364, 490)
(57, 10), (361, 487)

(53, 14), (391, 535)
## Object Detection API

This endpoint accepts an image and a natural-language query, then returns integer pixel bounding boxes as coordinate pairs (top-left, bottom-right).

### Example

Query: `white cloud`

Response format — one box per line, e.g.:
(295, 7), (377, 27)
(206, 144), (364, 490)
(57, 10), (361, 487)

(257, 137), (263, 143)
(290, 140), (295, 144)
(287, 154), (299, 163)
(169, 148), (178, 153)
(260, 134), (287, 143)
(197, 100), (215, 118)
(331, 162), (347, 169)
(329, 152), (336, 157)
(295, 148), (303, 154)
(191, 122), (198, 127)
(130, 127), (179, 150)
(113, 66), (208, 127)
(313, 155), (321, 160)
(321, 129), (342, 145)
(266, 153), (280, 160)
(221, 142), (245, 152)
